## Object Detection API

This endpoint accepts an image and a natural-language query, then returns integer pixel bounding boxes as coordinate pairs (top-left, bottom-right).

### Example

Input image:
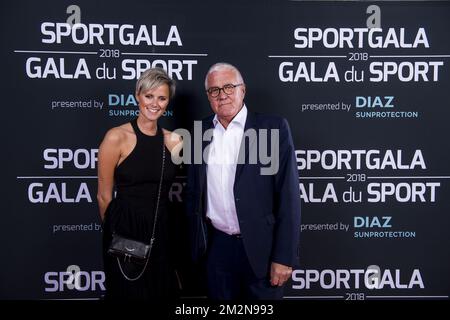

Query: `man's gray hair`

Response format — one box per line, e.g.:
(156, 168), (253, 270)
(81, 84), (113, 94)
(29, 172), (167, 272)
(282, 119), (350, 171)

(204, 62), (245, 89)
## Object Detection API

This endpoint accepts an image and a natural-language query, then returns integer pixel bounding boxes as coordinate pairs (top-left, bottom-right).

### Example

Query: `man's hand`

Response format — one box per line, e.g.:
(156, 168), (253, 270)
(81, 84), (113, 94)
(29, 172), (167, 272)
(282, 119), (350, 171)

(270, 262), (292, 287)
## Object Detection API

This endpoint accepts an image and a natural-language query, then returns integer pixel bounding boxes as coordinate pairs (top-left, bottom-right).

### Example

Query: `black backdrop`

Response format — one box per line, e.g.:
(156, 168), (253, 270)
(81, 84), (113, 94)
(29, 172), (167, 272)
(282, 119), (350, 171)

(1, 0), (450, 300)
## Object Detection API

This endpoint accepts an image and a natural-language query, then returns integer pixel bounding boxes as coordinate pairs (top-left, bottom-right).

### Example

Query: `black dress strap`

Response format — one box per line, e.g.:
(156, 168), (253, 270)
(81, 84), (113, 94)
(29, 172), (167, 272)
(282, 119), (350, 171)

(130, 118), (162, 139)
(130, 118), (142, 138)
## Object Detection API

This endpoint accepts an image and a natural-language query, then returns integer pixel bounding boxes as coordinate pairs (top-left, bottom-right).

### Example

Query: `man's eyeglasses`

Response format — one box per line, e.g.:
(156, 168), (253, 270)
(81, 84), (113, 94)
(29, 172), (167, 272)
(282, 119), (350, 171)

(206, 83), (243, 98)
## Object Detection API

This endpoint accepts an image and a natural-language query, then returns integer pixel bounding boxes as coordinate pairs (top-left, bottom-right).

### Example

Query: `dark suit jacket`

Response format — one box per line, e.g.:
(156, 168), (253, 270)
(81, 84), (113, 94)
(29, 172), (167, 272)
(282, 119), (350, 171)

(185, 111), (301, 278)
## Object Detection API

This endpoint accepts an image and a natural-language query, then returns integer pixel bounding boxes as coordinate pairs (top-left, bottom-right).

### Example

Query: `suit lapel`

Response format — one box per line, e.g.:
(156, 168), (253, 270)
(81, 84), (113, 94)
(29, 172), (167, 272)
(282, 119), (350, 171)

(199, 117), (214, 203)
(235, 111), (257, 183)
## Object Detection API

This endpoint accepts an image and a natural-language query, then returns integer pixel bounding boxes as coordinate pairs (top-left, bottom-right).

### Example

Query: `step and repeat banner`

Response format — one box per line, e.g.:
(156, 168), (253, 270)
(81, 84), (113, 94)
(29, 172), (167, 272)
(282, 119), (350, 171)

(1, 0), (449, 300)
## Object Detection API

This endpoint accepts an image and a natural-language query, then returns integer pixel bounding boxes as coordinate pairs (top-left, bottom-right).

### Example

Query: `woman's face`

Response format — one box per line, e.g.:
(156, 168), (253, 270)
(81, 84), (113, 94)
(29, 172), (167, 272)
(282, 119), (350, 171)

(136, 84), (170, 121)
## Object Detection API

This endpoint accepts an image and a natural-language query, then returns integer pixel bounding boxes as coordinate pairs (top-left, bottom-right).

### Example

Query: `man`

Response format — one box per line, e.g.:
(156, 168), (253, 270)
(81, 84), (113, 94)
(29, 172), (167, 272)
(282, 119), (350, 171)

(185, 62), (301, 299)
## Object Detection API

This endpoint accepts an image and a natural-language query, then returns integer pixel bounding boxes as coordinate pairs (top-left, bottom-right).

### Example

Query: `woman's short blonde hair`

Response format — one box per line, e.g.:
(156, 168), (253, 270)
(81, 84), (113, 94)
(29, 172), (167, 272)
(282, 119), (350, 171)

(135, 67), (176, 98)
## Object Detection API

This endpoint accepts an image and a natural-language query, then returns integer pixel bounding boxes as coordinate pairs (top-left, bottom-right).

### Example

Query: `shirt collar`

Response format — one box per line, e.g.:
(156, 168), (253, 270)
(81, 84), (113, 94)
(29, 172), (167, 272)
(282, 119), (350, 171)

(212, 104), (248, 129)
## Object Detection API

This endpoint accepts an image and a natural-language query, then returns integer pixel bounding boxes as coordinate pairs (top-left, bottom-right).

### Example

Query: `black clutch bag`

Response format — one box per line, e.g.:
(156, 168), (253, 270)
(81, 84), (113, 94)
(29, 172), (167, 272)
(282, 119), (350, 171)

(108, 233), (151, 264)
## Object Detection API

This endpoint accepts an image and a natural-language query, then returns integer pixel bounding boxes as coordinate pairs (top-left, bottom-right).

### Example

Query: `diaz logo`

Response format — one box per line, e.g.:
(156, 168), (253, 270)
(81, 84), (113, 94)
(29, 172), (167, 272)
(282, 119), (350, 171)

(106, 93), (173, 117)
(354, 95), (419, 119)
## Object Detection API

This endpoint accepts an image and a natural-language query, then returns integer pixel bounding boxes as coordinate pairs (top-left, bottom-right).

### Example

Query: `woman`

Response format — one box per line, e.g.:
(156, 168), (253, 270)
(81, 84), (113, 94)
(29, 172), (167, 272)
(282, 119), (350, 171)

(97, 67), (182, 299)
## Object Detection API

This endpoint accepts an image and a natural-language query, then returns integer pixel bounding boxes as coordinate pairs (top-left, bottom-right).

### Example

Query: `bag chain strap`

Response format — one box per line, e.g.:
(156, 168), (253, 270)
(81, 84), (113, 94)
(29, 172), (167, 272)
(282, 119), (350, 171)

(117, 131), (166, 281)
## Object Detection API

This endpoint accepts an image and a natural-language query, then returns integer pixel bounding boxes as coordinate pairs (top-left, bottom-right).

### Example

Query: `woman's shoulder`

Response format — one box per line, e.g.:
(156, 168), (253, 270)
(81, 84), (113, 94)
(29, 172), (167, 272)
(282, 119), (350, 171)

(162, 128), (181, 138)
(103, 123), (134, 144)
(162, 128), (183, 152)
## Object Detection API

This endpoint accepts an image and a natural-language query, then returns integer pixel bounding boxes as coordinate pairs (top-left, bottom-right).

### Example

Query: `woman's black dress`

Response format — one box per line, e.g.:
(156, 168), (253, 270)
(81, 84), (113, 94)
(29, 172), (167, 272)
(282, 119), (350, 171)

(102, 118), (178, 299)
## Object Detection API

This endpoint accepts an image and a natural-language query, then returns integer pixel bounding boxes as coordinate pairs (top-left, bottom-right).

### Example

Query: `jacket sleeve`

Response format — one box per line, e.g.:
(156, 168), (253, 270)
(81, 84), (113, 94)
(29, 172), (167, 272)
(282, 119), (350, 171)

(271, 117), (301, 267)
(184, 162), (208, 262)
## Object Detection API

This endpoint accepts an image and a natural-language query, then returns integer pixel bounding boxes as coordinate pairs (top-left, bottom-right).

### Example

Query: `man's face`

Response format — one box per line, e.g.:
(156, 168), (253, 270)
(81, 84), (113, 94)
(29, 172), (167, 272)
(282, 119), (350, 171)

(206, 69), (246, 126)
